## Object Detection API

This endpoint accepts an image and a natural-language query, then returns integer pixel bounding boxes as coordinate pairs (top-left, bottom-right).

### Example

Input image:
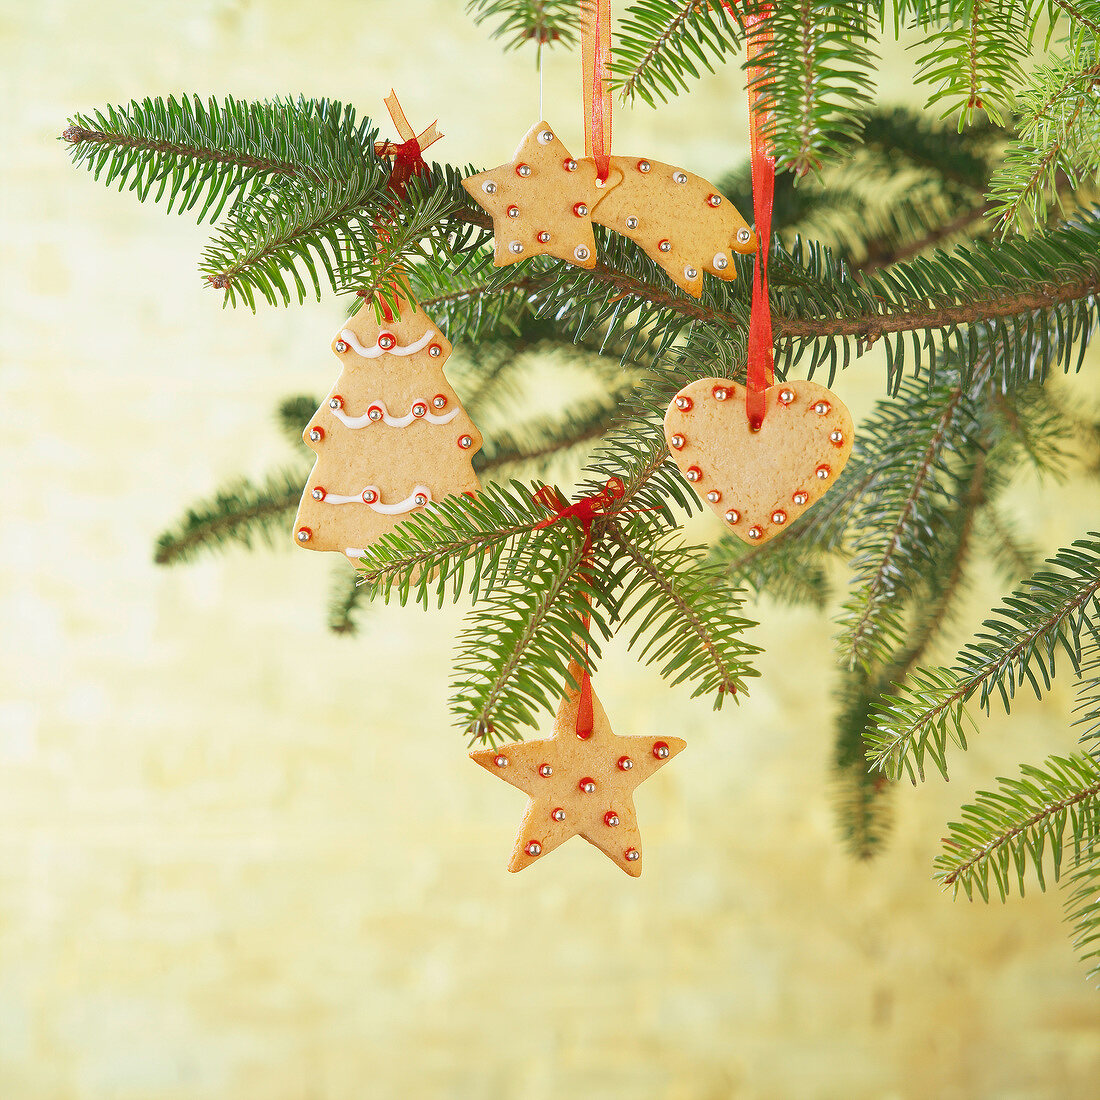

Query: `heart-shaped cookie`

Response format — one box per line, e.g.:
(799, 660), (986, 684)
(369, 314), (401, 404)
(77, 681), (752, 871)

(664, 378), (854, 544)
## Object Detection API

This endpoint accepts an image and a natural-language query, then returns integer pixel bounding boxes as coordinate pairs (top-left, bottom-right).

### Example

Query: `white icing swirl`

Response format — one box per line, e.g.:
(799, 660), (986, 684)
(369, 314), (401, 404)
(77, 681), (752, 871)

(338, 328), (436, 359)
(321, 485), (432, 514)
(331, 399), (459, 429)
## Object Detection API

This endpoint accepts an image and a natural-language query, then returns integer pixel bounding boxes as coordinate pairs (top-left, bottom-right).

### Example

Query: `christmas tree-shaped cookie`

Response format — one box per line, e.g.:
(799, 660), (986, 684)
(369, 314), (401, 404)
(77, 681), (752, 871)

(293, 294), (482, 563)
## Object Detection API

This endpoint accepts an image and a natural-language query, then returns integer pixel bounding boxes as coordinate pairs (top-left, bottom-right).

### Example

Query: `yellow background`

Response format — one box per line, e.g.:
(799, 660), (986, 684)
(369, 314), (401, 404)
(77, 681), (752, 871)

(3, 2), (1100, 1097)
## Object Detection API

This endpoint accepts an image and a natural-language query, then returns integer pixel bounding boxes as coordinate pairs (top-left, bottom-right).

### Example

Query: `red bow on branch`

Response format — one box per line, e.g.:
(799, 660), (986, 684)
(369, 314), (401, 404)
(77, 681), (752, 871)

(374, 90), (442, 198)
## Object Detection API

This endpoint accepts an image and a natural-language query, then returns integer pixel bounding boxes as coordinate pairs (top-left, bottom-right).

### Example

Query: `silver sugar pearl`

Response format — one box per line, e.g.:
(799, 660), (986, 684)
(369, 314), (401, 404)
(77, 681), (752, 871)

(509, 241), (524, 254)
(309, 429), (322, 442)
(708, 193), (722, 207)
(684, 265), (697, 280)
(516, 163), (532, 177)
(706, 490), (721, 503)
(296, 528), (310, 542)
(537, 231), (551, 243)
(713, 253), (729, 270)
(551, 808), (566, 822)
(525, 841), (542, 856)
(686, 468), (702, 482)
(618, 757), (633, 771)
(537, 129), (554, 144)
(748, 526), (763, 539)
(673, 171), (688, 184)
(311, 488), (324, 500)
(432, 395), (447, 409)
(624, 848), (640, 862)
(414, 493), (428, 507)
(605, 813), (620, 827)
(625, 215), (639, 230)
(458, 435), (473, 449)
(329, 396), (342, 409)
(334, 340), (348, 353)
(563, 158), (578, 172)
(793, 491), (808, 505)
(724, 509), (740, 524)
(771, 510), (787, 525)
(580, 779), (596, 793)
(507, 206), (520, 218)
(670, 433), (685, 449)
(813, 401), (830, 415)
(658, 239), (671, 253)
(574, 245), (590, 261)
(779, 389), (795, 405)
(429, 344), (442, 357)
(539, 764), (553, 777)
(637, 160), (651, 173)
(653, 743), (670, 759)
(482, 180), (497, 195)
(830, 430), (844, 444)
(369, 407), (382, 422)
(737, 227), (753, 243)
(574, 202), (588, 217)
(494, 754), (508, 767)
(816, 466), (831, 480)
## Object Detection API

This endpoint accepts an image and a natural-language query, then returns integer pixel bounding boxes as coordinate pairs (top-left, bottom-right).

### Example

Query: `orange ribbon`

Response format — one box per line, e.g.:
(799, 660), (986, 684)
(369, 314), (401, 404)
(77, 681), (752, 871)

(580, 0), (613, 182)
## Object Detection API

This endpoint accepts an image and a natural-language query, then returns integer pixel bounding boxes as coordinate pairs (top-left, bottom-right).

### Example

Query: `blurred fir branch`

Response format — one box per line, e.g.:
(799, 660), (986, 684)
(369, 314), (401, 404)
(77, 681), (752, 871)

(465, 0), (582, 51)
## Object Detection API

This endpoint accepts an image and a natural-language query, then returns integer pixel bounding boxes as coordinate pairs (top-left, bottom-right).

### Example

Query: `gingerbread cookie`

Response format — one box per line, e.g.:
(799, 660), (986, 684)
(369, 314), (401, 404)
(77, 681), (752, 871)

(664, 378), (854, 544)
(462, 121), (623, 270)
(470, 666), (685, 876)
(591, 156), (756, 296)
(293, 295), (482, 563)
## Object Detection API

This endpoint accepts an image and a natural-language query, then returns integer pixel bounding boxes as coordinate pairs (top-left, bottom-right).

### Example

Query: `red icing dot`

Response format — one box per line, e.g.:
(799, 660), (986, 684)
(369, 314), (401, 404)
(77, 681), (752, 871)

(378, 332), (396, 350)
(604, 811), (620, 827)
(578, 777), (596, 793)
(311, 486), (326, 501)
(309, 425), (324, 441)
(617, 756), (634, 771)
(652, 741), (670, 759)
(412, 402), (428, 418)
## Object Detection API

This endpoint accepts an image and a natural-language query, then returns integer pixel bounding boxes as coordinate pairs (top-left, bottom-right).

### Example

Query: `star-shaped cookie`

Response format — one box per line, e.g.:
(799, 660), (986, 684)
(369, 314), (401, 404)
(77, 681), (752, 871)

(462, 121), (622, 270)
(470, 669), (685, 876)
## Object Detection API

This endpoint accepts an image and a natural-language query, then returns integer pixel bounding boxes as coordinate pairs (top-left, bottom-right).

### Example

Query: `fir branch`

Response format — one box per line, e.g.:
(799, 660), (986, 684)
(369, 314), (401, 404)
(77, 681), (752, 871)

(328, 567), (368, 635)
(913, 1), (1030, 126)
(1063, 847), (1100, 985)
(603, 522), (760, 704)
(1073, 631), (1100, 755)
(466, 0), (581, 51)
(935, 754), (1100, 900)
(868, 534), (1100, 782)
(62, 96), (377, 222)
(453, 536), (604, 743)
(758, 1), (877, 173)
(613, 0), (745, 107)
(988, 37), (1100, 234)
(277, 394), (320, 451)
(838, 371), (981, 670)
(154, 469), (306, 565)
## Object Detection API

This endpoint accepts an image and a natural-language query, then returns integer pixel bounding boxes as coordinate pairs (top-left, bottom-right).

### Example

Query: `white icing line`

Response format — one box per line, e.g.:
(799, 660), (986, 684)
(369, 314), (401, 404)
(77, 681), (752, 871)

(338, 328), (436, 359)
(346, 548), (367, 559)
(331, 400), (460, 429)
(322, 485), (432, 515)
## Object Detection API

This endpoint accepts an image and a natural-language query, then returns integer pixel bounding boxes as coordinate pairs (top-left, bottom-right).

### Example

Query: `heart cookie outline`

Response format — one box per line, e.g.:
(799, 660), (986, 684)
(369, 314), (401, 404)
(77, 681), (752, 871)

(664, 378), (854, 544)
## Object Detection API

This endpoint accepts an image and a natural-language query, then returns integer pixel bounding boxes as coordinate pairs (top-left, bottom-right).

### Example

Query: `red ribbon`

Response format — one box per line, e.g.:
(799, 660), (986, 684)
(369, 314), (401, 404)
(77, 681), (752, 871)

(374, 90), (443, 198)
(743, 5), (776, 430)
(533, 477), (625, 738)
(580, 0), (612, 181)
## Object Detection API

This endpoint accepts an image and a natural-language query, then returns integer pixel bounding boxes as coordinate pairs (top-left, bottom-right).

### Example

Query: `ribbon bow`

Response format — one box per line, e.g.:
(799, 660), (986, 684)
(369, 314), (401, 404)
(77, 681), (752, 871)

(374, 90), (443, 197)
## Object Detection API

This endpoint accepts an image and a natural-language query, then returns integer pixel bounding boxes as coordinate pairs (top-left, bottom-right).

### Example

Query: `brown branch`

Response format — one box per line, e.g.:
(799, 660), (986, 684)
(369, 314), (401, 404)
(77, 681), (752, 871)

(62, 124), (301, 177)
(855, 202), (995, 275)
